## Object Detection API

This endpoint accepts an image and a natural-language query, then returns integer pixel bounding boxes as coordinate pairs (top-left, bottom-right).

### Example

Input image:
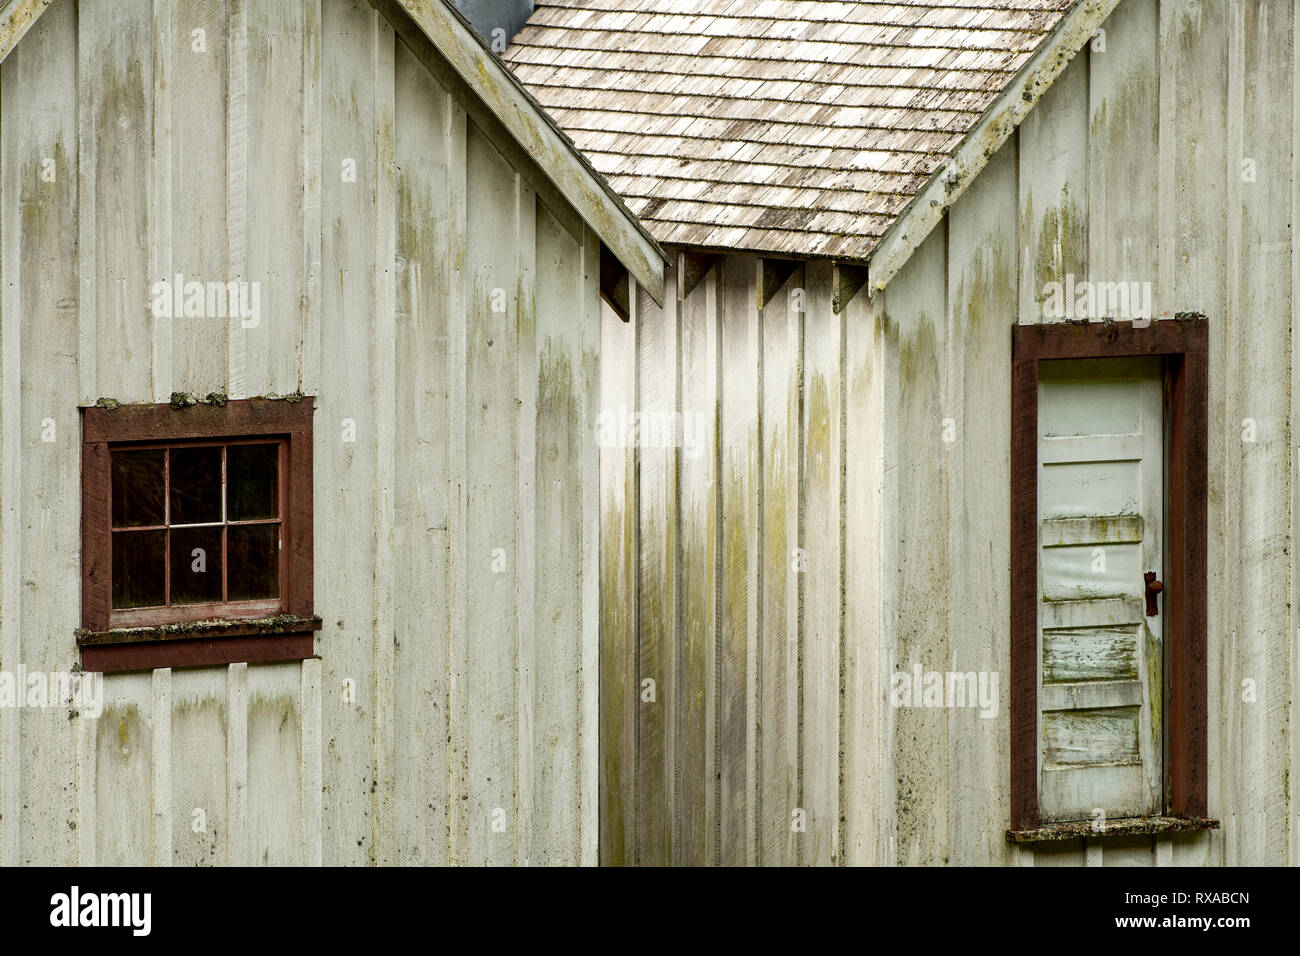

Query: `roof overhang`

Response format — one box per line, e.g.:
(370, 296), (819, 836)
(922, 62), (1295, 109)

(0, 0), (666, 305)
(867, 0), (1122, 297)
(0, 0), (50, 63)
(385, 0), (666, 304)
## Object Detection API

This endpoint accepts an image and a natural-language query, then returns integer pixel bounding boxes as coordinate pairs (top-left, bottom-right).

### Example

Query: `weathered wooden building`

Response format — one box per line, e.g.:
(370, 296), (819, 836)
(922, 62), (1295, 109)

(508, 0), (1300, 866)
(0, 0), (663, 865)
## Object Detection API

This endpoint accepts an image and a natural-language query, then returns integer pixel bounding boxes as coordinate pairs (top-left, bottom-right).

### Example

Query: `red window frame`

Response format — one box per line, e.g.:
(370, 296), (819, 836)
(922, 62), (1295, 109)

(80, 398), (317, 672)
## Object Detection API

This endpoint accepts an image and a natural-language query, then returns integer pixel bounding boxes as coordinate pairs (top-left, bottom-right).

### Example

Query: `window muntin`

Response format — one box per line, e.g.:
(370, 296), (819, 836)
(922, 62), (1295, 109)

(108, 438), (285, 625)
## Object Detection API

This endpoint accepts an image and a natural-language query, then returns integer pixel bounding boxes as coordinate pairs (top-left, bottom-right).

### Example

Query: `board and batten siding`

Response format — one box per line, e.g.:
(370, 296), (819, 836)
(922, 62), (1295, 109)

(602, 0), (1299, 866)
(600, 257), (890, 866)
(0, 0), (601, 865)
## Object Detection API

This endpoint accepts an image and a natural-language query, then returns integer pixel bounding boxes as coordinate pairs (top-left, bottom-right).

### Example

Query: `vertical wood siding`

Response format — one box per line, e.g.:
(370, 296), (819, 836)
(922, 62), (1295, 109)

(603, 0), (1298, 866)
(0, 0), (600, 865)
(601, 257), (884, 865)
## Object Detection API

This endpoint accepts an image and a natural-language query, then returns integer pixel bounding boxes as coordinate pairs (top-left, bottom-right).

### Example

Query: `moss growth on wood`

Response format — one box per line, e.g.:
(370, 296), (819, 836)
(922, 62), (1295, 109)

(76, 613), (323, 646)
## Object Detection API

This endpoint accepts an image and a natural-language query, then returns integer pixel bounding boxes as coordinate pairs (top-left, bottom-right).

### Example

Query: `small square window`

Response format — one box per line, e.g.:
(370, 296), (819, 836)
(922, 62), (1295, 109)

(79, 398), (319, 672)
(107, 439), (284, 621)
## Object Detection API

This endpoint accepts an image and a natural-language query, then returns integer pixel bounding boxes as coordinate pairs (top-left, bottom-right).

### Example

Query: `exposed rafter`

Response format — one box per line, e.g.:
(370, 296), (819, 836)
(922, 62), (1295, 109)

(677, 251), (720, 301)
(759, 258), (800, 310)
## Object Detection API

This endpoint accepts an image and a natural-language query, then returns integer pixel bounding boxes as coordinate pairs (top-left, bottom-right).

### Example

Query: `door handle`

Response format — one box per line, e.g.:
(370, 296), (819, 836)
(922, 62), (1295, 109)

(1144, 571), (1163, 617)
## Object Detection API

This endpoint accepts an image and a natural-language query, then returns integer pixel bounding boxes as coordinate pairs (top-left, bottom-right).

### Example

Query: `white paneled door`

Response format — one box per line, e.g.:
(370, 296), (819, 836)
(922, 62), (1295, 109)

(1037, 357), (1164, 822)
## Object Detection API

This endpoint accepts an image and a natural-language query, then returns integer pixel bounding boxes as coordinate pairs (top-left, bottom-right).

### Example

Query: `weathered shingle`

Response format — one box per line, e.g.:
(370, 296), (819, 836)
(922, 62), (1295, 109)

(506, 0), (1076, 260)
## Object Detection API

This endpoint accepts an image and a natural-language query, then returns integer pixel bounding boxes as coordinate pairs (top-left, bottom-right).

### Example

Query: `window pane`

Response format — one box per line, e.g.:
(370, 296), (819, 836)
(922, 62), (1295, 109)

(169, 446), (223, 524)
(111, 449), (165, 527)
(169, 526), (224, 605)
(112, 530), (166, 608)
(227, 443), (279, 520)
(228, 524), (279, 601)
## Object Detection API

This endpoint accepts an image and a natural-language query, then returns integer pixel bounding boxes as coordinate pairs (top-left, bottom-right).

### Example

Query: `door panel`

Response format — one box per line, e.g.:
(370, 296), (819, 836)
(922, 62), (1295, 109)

(1037, 357), (1163, 822)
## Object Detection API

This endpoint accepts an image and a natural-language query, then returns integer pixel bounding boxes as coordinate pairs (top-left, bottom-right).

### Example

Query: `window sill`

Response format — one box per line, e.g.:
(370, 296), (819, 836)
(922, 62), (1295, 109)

(76, 613), (321, 673)
(1006, 816), (1220, 844)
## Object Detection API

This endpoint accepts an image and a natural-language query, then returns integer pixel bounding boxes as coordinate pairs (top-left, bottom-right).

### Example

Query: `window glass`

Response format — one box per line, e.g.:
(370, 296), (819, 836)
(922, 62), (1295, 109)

(109, 440), (282, 613)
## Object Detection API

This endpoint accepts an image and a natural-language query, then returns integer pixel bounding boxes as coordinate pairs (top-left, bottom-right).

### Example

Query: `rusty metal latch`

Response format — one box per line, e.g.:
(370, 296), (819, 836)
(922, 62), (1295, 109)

(1144, 571), (1163, 617)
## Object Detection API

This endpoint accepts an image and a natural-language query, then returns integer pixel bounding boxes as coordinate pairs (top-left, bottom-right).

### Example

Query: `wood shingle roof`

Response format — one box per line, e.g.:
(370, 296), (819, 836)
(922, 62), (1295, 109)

(506, 0), (1076, 261)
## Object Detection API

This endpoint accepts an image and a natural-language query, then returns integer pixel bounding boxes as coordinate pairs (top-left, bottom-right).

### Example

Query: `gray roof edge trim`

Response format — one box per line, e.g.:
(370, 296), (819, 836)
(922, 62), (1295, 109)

(395, 0), (667, 305)
(0, 0), (51, 64)
(866, 0), (1122, 297)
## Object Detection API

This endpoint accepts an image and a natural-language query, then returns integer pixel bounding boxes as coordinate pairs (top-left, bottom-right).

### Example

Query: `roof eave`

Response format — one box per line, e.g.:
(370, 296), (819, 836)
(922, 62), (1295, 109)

(0, 0), (51, 64)
(866, 0), (1122, 298)
(389, 0), (667, 305)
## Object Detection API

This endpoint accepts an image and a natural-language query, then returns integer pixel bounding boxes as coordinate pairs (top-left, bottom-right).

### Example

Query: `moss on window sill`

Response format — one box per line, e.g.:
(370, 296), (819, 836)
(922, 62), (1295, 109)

(76, 613), (322, 646)
(1007, 816), (1220, 843)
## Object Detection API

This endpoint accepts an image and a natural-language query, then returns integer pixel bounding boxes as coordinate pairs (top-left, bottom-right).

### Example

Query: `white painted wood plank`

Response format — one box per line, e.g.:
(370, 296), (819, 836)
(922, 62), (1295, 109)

(167, 0), (228, 397)
(758, 267), (802, 866)
(87, 0), (153, 405)
(247, 0), (310, 397)
(0, 31), (20, 867)
(371, 9), (397, 867)
(170, 668), (228, 866)
(598, 279), (639, 866)
(578, 225), (601, 867)
(95, 674), (154, 866)
(246, 662), (303, 865)
(678, 264), (719, 865)
(76, 0), (98, 406)
(152, 668), (172, 865)
(301, 0), (323, 397)
(945, 137), (1018, 865)
(531, 198), (585, 865)
(718, 255), (759, 865)
(887, 227), (949, 865)
(77, 701), (98, 866)
(635, 262), (679, 865)
(227, 661), (248, 866)
(392, 36), (451, 866)
(1229, 0), (1292, 866)
(150, 0), (173, 404)
(1018, 52), (1089, 325)
(225, 0), (249, 400)
(464, 122), (519, 866)
(844, 271), (887, 866)
(1088, 0), (1158, 314)
(300, 657), (322, 866)
(445, 93), (470, 866)
(514, 174), (537, 866)
(1292, 0), (1300, 870)
(5, 0), (79, 865)
(317, 0), (380, 865)
(801, 258), (841, 866)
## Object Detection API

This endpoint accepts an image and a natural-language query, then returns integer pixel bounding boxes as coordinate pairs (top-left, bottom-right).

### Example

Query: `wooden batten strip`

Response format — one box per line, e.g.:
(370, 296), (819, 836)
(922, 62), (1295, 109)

(0, 68), (21, 866)
(514, 173), (537, 864)
(371, 8), (397, 867)
(300, 657), (322, 866)
(300, 0), (323, 397)
(151, 668), (173, 865)
(226, 661), (248, 866)
(445, 93), (470, 866)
